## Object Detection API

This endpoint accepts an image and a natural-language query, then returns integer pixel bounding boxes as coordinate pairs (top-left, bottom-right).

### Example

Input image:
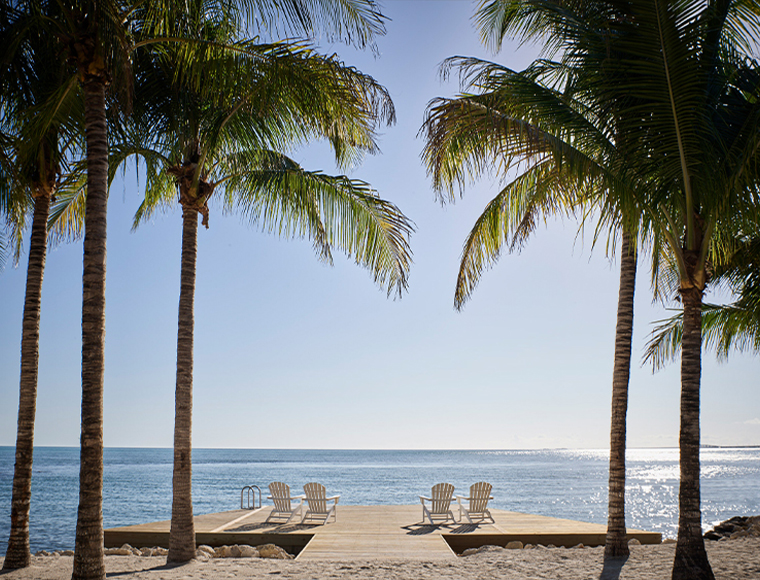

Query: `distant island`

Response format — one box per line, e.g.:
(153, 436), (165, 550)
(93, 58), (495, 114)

(701, 445), (760, 449)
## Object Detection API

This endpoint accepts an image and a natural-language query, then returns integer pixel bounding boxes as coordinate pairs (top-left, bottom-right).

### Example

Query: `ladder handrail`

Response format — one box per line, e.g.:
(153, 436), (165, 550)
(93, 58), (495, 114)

(241, 485), (262, 509)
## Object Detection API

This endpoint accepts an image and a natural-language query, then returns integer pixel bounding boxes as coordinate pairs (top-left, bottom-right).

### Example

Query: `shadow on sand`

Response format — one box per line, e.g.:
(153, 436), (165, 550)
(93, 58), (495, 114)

(106, 562), (178, 578)
(600, 555), (629, 580)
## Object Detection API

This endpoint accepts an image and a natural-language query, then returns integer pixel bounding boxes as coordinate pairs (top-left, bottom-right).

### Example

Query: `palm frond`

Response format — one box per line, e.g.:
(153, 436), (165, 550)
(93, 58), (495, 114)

(454, 160), (583, 308)
(241, 0), (387, 50)
(219, 150), (413, 296)
(47, 165), (87, 244)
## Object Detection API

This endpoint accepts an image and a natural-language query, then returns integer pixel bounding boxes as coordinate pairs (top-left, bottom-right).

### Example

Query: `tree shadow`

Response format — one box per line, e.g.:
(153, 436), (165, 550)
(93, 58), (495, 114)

(107, 562), (180, 577)
(600, 555), (629, 580)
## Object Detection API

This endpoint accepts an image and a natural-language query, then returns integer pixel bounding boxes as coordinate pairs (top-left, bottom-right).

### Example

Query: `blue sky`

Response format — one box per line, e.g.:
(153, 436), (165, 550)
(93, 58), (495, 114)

(1, 0), (758, 450)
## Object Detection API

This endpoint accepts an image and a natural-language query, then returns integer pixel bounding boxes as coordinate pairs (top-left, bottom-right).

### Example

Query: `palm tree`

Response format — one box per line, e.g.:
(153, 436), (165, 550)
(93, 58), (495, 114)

(0, 0), (84, 569)
(10, 2), (168, 578)
(422, 0), (644, 558)
(111, 6), (410, 563)
(612, 3), (760, 577)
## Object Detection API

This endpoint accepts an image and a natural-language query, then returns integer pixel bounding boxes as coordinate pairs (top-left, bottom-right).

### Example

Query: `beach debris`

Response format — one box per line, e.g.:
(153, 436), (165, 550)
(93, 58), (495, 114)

(257, 544), (293, 559)
(208, 543), (291, 559)
(195, 545), (216, 560)
(662, 538), (676, 544)
(33, 550), (75, 557)
(505, 541), (524, 550)
(704, 516), (760, 541)
(102, 544), (167, 556)
(460, 545), (505, 556)
(104, 543), (141, 556)
(628, 539), (641, 546)
(571, 543), (586, 549)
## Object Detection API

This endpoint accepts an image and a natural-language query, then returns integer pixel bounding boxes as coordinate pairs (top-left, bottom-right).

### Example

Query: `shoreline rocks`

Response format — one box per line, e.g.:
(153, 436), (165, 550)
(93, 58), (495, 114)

(704, 516), (760, 541)
(34, 542), (294, 560)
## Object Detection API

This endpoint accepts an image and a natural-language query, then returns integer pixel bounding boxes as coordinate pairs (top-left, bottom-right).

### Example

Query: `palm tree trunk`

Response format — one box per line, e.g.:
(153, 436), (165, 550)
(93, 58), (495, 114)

(3, 192), (51, 570)
(605, 229), (636, 558)
(167, 206), (198, 563)
(672, 286), (714, 580)
(72, 78), (108, 580)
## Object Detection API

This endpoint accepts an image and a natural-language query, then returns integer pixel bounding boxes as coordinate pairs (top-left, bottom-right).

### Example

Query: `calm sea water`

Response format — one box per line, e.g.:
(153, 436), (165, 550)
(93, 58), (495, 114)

(1, 447), (759, 553)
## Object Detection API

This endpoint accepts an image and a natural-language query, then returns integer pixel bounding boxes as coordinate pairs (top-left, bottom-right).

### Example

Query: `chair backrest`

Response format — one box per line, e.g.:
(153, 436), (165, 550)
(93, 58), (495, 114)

(304, 482), (328, 514)
(269, 481), (292, 512)
(430, 482), (455, 514)
(468, 481), (493, 512)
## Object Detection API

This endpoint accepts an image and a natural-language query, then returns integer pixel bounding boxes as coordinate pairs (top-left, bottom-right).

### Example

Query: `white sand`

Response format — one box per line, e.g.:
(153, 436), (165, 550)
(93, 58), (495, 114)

(2, 538), (759, 579)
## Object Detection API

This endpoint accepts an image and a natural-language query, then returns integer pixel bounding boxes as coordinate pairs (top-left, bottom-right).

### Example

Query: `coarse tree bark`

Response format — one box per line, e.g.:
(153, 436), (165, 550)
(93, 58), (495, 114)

(167, 204), (199, 563)
(3, 189), (52, 570)
(672, 279), (714, 580)
(72, 75), (109, 580)
(605, 229), (637, 558)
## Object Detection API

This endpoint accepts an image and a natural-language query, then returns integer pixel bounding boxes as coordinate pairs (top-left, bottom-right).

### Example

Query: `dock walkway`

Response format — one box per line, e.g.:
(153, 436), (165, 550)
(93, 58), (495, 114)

(104, 505), (661, 561)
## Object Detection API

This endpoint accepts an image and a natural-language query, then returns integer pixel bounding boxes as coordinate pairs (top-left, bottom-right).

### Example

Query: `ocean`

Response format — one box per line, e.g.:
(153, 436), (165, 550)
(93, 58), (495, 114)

(1, 447), (759, 553)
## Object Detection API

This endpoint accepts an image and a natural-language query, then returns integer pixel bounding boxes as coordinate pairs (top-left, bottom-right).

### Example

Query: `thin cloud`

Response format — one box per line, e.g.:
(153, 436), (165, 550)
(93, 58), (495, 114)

(745, 418), (760, 425)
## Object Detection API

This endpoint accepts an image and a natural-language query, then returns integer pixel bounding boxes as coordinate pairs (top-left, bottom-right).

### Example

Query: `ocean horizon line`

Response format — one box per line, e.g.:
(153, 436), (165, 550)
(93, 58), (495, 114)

(2, 444), (759, 451)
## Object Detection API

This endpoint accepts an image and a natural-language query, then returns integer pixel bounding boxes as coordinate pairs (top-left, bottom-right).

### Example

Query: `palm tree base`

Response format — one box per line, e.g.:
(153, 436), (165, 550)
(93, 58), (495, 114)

(2, 550), (31, 570)
(603, 536), (630, 558)
(672, 545), (715, 580)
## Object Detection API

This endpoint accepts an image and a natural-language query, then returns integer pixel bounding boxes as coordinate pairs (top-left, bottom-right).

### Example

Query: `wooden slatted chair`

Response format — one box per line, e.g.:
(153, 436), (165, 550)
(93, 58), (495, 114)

(265, 481), (305, 524)
(456, 481), (495, 523)
(419, 482), (456, 525)
(301, 482), (339, 524)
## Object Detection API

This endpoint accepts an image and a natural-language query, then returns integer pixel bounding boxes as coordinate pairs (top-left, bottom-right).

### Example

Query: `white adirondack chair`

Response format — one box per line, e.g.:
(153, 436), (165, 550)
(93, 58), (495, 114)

(419, 482), (456, 525)
(265, 481), (305, 524)
(301, 482), (339, 524)
(456, 481), (494, 523)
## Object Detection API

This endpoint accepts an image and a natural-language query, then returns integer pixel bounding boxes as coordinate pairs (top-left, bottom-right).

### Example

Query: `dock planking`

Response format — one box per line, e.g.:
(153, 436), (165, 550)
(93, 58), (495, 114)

(104, 505), (662, 560)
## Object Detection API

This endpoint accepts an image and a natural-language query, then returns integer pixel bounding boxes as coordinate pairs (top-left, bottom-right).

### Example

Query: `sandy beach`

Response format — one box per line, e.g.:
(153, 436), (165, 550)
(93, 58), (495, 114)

(2, 538), (759, 580)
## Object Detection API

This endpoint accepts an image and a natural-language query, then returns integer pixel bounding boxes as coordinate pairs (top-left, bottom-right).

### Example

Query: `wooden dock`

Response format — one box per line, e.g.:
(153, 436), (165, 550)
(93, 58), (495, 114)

(104, 505), (661, 560)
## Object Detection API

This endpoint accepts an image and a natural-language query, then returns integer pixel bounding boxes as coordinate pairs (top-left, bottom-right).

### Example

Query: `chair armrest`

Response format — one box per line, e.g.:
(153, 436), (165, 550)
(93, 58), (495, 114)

(419, 495), (431, 503)
(326, 495), (340, 504)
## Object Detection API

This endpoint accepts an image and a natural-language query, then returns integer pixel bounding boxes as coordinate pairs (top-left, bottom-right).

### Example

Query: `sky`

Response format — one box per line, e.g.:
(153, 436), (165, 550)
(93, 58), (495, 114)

(1, 0), (758, 450)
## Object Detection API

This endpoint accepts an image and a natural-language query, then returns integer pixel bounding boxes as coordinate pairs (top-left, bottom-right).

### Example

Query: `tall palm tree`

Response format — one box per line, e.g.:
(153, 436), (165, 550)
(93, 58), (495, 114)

(422, 0), (644, 558)
(612, 3), (760, 577)
(111, 5), (410, 563)
(0, 0), (84, 569)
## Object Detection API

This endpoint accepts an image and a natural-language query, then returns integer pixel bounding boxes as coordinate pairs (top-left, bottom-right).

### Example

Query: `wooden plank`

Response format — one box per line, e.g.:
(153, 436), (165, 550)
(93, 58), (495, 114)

(103, 505), (662, 559)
